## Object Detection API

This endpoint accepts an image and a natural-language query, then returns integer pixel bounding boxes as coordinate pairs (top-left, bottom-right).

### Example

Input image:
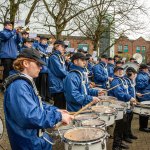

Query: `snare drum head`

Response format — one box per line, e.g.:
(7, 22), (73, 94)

(75, 113), (98, 121)
(115, 101), (127, 107)
(81, 119), (105, 127)
(91, 106), (116, 114)
(64, 127), (104, 142)
(110, 104), (124, 109)
(98, 96), (117, 101)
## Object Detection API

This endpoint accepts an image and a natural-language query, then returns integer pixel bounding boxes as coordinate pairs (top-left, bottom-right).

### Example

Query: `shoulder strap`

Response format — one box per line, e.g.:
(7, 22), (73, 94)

(3, 73), (33, 90)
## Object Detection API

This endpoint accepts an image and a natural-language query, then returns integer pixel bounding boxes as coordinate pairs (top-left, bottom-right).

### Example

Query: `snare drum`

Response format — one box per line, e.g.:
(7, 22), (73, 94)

(63, 127), (107, 150)
(81, 119), (106, 130)
(74, 113), (98, 127)
(91, 106), (116, 126)
(98, 96), (118, 106)
(109, 104), (124, 120)
(133, 104), (150, 116)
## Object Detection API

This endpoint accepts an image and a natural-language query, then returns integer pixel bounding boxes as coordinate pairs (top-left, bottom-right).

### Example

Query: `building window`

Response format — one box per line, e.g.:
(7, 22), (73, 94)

(78, 44), (89, 52)
(136, 46), (140, 53)
(141, 46), (146, 53)
(118, 45), (123, 52)
(124, 45), (128, 52)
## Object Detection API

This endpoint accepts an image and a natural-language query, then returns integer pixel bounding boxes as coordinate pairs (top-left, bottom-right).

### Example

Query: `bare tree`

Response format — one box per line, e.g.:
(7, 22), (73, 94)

(74, 0), (148, 55)
(36, 0), (102, 39)
(0, 0), (39, 27)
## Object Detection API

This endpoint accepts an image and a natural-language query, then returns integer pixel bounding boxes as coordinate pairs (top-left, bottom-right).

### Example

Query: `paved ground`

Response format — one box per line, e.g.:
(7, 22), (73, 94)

(0, 92), (150, 150)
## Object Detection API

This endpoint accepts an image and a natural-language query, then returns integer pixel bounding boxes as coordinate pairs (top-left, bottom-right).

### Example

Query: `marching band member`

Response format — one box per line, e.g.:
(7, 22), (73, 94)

(21, 38), (34, 51)
(35, 36), (50, 102)
(124, 67), (138, 143)
(48, 40), (68, 109)
(136, 64), (150, 132)
(3, 48), (73, 150)
(107, 57), (115, 78)
(0, 21), (22, 81)
(93, 54), (111, 89)
(63, 52), (104, 112)
(109, 66), (137, 150)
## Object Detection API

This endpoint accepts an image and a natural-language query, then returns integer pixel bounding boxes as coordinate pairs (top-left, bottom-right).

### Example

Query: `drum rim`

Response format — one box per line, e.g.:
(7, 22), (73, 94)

(81, 119), (106, 127)
(63, 127), (105, 143)
(74, 113), (98, 121)
(91, 106), (116, 114)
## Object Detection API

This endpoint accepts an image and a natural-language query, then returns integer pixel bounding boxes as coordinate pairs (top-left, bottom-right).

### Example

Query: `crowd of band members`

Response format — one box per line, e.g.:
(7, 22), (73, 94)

(0, 21), (150, 150)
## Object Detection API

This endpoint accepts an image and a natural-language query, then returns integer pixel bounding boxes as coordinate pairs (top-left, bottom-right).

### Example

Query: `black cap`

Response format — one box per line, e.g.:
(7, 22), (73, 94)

(108, 57), (114, 61)
(126, 67), (137, 73)
(139, 64), (148, 70)
(101, 54), (108, 59)
(40, 36), (49, 40)
(86, 53), (92, 59)
(24, 38), (34, 43)
(4, 21), (14, 26)
(114, 66), (124, 72)
(18, 48), (46, 65)
(22, 30), (29, 34)
(130, 58), (135, 61)
(116, 60), (122, 64)
(54, 40), (68, 48)
(77, 48), (88, 54)
(71, 52), (89, 62)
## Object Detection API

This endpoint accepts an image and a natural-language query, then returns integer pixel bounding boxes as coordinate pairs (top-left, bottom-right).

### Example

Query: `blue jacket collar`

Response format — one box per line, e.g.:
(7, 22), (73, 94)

(99, 61), (107, 67)
(53, 50), (62, 55)
(70, 64), (85, 73)
(39, 43), (48, 49)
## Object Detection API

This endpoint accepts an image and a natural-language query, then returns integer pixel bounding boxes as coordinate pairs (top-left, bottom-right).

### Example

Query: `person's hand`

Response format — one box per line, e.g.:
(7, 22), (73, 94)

(98, 90), (107, 96)
(90, 82), (95, 88)
(92, 97), (100, 104)
(130, 97), (137, 105)
(108, 77), (113, 82)
(57, 109), (69, 114)
(136, 93), (143, 97)
(61, 113), (74, 125)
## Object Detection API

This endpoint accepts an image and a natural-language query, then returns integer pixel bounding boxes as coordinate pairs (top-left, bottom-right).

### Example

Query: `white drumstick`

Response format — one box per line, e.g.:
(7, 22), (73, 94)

(142, 92), (150, 96)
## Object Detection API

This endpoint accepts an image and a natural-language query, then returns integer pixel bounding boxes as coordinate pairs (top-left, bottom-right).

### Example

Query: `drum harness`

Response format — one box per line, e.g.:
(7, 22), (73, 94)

(3, 73), (55, 145)
(113, 77), (132, 110)
(99, 62), (110, 88)
(70, 69), (88, 95)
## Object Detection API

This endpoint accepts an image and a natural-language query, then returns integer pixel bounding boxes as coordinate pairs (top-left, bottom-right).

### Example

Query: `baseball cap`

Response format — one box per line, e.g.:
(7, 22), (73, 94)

(101, 54), (108, 59)
(54, 40), (68, 48)
(139, 64), (148, 70)
(126, 67), (137, 73)
(71, 52), (89, 62)
(23, 38), (34, 43)
(18, 48), (46, 65)
(114, 66), (124, 72)
(4, 21), (14, 26)
(77, 48), (88, 54)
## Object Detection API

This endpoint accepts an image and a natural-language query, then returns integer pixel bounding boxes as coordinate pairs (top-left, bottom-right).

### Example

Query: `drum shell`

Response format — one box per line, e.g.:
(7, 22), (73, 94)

(80, 119), (106, 130)
(63, 127), (107, 150)
(74, 113), (98, 127)
(133, 105), (150, 116)
(98, 113), (115, 126)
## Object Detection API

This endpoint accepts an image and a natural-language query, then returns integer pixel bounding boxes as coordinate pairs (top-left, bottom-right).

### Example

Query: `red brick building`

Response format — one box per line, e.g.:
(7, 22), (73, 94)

(42, 34), (150, 63)
(114, 36), (150, 63)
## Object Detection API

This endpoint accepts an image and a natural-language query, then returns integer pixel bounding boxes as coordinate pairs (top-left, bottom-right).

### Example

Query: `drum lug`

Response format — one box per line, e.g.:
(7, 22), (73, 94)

(85, 144), (89, 150)
(101, 141), (105, 150)
(108, 115), (110, 121)
(68, 143), (72, 150)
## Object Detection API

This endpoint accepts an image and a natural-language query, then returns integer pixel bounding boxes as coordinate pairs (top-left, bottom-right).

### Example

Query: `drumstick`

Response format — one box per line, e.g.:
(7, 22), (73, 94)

(69, 109), (93, 115)
(141, 92), (150, 96)
(55, 101), (97, 130)
(106, 83), (122, 92)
